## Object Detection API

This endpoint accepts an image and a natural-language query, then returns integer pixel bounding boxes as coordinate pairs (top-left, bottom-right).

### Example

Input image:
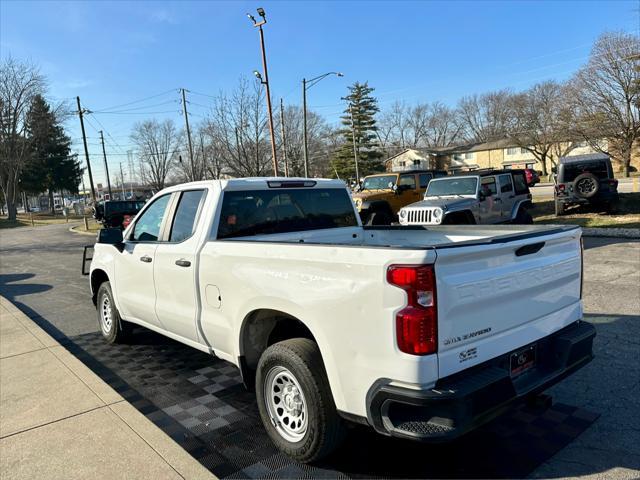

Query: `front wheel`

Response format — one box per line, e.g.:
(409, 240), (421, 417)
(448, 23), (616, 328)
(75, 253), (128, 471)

(256, 338), (346, 463)
(96, 281), (131, 344)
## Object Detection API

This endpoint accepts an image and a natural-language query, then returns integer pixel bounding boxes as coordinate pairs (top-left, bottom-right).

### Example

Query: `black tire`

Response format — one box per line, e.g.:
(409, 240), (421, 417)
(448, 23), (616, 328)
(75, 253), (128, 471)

(573, 173), (599, 199)
(366, 210), (392, 226)
(514, 208), (533, 225)
(555, 200), (566, 216)
(96, 281), (131, 344)
(442, 211), (473, 225)
(256, 338), (346, 463)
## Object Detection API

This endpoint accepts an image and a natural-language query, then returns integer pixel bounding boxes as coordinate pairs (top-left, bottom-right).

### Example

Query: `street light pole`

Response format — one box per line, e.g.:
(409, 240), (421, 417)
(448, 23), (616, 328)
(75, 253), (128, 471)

(248, 8), (278, 176)
(302, 72), (343, 178)
(350, 105), (360, 183)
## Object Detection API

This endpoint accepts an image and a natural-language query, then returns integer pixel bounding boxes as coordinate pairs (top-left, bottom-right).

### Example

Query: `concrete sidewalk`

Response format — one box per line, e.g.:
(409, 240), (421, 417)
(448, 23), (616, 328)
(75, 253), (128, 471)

(0, 296), (215, 480)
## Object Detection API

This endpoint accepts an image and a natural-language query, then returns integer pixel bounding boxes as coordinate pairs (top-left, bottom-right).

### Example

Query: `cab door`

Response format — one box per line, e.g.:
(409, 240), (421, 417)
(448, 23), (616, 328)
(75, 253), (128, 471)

(392, 173), (421, 213)
(497, 173), (516, 220)
(478, 176), (502, 224)
(115, 193), (172, 327)
(153, 189), (207, 342)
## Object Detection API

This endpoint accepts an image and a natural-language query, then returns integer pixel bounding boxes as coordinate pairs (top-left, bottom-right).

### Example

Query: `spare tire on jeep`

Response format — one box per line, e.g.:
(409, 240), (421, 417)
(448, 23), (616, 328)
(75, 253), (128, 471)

(573, 172), (599, 199)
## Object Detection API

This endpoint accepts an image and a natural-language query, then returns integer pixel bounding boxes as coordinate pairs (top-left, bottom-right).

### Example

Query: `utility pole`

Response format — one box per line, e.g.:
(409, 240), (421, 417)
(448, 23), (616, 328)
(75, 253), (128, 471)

(248, 8), (278, 176)
(76, 97), (97, 202)
(302, 78), (308, 177)
(119, 163), (126, 199)
(180, 88), (196, 180)
(279, 98), (289, 177)
(302, 72), (343, 178)
(98, 131), (112, 198)
(127, 151), (134, 197)
(350, 105), (360, 183)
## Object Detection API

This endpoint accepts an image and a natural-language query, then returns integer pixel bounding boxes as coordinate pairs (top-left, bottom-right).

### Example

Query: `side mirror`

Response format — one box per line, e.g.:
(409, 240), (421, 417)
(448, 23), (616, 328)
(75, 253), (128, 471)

(98, 228), (124, 252)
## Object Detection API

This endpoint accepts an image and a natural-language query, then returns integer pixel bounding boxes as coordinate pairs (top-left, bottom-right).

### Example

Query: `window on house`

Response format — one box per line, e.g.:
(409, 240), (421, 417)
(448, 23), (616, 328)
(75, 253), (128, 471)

(507, 148), (517, 155)
(520, 148), (528, 154)
(453, 153), (464, 161)
(399, 161), (406, 167)
(574, 141), (588, 148)
(464, 153), (474, 160)
(413, 160), (421, 166)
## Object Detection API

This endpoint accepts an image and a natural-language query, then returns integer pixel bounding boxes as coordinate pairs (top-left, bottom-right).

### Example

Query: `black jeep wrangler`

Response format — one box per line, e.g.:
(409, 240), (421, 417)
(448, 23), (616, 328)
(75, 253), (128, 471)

(554, 153), (619, 216)
(93, 200), (146, 228)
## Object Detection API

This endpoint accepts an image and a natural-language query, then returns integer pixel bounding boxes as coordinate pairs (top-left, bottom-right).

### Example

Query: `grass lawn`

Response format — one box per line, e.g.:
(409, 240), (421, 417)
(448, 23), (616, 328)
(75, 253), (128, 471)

(532, 193), (640, 229)
(0, 212), (98, 230)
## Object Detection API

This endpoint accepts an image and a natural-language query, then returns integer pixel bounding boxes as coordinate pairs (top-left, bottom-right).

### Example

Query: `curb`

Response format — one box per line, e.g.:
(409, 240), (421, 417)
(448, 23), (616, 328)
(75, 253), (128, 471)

(69, 225), (98, 237)
(582, 227), (640, 239)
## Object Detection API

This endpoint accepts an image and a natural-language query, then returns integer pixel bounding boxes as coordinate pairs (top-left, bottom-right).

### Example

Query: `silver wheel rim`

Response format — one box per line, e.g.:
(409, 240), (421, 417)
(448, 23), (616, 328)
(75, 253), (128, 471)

(263, 366), (308, 443)
(100, 295), (113, 335)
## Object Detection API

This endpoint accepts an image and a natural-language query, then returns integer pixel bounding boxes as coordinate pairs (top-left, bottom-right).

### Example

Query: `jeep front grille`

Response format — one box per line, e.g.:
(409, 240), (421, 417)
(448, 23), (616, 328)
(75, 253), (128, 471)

(407, 209), (433, 224)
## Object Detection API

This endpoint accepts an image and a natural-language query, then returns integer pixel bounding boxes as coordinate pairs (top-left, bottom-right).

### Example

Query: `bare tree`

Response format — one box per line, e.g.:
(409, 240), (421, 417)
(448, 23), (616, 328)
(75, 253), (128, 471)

(0, 57), (45, 220)
(130, 119), (182, 191)
(274, 105), (330, 177)
(377, 101), (460, 155)
(457, 89), (513, 143)
(506, 81), (577, 176)
(202, 78), (273, 177)
(568, 32), (640, 177)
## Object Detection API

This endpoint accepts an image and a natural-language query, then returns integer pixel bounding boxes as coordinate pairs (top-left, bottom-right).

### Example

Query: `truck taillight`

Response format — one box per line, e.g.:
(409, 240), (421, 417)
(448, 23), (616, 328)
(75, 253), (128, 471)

(556, 183), (566, 194)
(387, 265), (437, 355)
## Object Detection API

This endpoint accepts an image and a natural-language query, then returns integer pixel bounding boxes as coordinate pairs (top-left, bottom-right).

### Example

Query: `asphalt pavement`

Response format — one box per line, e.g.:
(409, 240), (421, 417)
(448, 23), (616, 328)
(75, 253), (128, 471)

(0, 223), (638, 479)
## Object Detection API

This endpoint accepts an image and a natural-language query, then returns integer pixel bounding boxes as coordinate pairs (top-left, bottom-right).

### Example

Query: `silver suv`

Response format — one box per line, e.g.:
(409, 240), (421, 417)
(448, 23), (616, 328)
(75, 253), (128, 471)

(398, 169), (533, 225)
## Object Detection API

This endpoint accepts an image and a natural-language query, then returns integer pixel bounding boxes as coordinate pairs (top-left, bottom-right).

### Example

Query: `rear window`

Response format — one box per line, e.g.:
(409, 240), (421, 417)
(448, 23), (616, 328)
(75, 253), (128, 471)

(512, 173), (529, 195)
(561, 161), (610, 182)
(217, 188), (358, 239)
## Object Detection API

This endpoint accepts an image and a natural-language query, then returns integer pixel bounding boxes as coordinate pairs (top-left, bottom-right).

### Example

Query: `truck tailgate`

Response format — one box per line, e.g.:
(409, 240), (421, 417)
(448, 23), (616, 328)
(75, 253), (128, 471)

(435, 227), (583, 378)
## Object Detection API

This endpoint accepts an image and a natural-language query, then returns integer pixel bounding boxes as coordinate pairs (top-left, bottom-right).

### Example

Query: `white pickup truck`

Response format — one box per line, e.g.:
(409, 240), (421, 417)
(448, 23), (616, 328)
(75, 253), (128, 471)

(88, 178), (595, 462)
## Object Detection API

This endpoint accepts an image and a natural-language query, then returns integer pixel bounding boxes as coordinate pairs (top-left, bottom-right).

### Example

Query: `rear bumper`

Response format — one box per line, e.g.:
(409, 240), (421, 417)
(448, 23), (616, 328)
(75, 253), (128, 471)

(557, 191), (619, 205)
(366, 320), (595, 441)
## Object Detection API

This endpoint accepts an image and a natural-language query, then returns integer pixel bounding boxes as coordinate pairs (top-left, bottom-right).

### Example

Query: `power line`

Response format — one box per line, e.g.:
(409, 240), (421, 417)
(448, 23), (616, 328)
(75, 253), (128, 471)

(91, 100), (178, 114)
(94, 88), (178, 112)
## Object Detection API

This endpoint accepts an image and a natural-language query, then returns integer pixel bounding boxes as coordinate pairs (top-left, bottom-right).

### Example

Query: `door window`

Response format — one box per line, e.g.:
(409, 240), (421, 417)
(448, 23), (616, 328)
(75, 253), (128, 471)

(169, 190), (206, 242)
(398, 174), (416, 189)
(498, 174), (514, 194)
(130, 194), (171, 242)
(418, 173), (433, 188)
(480, 177), (498, 196)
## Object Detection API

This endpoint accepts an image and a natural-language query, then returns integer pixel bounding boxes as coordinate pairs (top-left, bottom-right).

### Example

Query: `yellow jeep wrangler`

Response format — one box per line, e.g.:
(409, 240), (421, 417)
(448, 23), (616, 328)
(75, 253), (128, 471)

(353, 170), (448, 225)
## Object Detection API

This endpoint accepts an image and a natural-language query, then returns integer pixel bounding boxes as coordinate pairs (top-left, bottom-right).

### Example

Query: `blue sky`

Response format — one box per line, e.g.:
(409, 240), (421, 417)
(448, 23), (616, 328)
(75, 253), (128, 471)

(1, 0), (637, 185)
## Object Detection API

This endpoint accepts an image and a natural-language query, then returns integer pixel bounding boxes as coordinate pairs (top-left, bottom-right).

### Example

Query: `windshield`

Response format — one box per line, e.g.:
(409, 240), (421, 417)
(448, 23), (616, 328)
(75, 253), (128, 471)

(426, 177), (478, 196)
(362, 175), (397, 190)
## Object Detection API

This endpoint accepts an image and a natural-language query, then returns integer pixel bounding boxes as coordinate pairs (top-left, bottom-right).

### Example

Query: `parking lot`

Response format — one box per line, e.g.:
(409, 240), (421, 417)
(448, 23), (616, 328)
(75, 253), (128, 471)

(0, 223), (638, 479)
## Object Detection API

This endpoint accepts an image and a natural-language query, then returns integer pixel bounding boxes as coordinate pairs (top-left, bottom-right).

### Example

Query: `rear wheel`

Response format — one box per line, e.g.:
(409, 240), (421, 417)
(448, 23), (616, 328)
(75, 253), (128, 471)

(514, 208), (533, 225)
(96, 282), (131, 344)
(256, 338), (346, 463)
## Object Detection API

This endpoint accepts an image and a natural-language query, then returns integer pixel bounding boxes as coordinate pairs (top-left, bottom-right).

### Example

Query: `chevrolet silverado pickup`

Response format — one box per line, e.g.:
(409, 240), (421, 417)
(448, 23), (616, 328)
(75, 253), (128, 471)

(88, 177), (595, 462)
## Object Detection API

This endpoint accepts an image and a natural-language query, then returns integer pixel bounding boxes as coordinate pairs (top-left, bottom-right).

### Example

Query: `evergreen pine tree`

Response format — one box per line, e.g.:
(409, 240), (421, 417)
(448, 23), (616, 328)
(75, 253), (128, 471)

(21, 95), (81, 212)
(331, 82), (384, 180)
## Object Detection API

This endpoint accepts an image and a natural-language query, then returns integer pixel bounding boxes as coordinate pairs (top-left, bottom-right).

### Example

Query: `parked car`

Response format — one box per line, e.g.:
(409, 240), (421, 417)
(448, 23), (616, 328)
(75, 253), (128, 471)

(88, 177), (594, 462)
(398, 169), (533, 226)
(524, 168), (540, 186)
(554, 153), (619, 216)
(352, 170), (448, 225)
(93, 200), (146, 228)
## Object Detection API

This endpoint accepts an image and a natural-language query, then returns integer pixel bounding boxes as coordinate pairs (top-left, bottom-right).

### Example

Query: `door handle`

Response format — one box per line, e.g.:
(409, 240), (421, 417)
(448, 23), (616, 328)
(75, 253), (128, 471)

(175, 259), (191, 267)
(140, 255), (152, 263)
(494, 198), (502, 202)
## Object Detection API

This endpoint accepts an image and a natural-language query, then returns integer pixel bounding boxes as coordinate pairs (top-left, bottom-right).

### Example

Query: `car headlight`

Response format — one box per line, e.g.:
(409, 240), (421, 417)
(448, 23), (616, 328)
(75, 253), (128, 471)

(433, 208), (443, 222)
(399, 209), (407, 218)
